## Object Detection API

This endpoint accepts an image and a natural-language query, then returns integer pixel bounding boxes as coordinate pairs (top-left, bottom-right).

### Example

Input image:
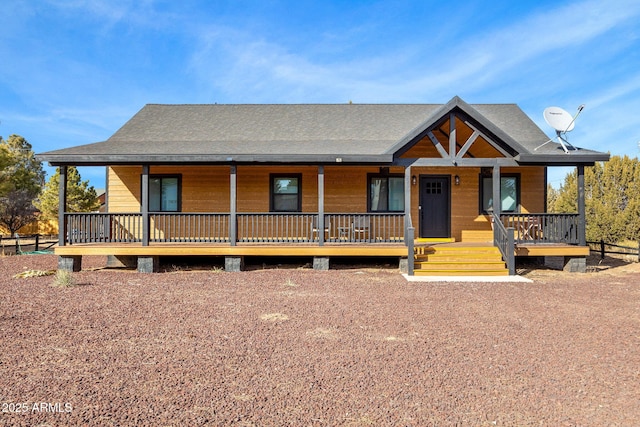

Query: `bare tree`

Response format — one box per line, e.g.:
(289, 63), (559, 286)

(0, 189), (38, 236)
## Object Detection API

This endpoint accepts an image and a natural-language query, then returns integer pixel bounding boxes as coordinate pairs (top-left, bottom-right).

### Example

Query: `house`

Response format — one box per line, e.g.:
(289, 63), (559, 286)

(37, 96), (609, 275)
(96, 189), (106, 213)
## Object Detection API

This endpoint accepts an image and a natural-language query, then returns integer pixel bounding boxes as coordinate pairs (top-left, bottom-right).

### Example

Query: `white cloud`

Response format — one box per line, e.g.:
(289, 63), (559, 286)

(5, 0), (640, 189)
(185, 0), (640, 104)
(432, 0), (640, 98)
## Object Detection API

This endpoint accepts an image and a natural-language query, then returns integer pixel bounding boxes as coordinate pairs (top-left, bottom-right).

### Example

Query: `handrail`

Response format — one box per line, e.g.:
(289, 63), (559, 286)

(492, 212), (515, 275)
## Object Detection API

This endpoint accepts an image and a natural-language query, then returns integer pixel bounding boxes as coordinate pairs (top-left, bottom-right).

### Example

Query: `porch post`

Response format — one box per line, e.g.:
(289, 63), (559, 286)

(577, 164), (586, 246)
(230, 164), (237, 246)
(404, 166), (414, 275)
(404, 166), (412, 239)
(492, 164), (501, 217)
(318, 165), (325, 246)
(58, 165), (68, 246)
(141, 165), (150, 246)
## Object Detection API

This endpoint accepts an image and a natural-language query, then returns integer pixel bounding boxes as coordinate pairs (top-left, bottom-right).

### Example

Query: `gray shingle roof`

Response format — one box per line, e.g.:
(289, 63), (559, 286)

(37, 96), (609, 165)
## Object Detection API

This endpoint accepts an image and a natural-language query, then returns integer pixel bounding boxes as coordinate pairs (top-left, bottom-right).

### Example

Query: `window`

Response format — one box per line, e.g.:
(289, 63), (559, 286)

(149, 175), (180, 212)
(480, 175), (519, 213)
(369, 175), (405, 212)
(271, 175), (301, 212)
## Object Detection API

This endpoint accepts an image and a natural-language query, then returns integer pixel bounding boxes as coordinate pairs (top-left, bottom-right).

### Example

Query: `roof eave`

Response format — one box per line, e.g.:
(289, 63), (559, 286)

(36, 153), (394, 166)
(515, 152), (610, 165)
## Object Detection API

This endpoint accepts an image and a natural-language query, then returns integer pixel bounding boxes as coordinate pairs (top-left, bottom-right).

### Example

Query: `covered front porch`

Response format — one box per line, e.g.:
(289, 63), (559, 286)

(55, 207), (588, 274)
(52, 157), (593, 275)
(52, 155), (594, 275)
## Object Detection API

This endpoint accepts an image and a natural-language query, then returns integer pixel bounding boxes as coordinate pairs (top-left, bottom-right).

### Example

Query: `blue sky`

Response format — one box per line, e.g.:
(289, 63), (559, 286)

(1, 0), (640, 189)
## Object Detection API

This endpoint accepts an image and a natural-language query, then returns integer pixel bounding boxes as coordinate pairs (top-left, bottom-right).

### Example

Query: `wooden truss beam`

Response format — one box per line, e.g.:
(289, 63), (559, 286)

(427, 131), (450, 159)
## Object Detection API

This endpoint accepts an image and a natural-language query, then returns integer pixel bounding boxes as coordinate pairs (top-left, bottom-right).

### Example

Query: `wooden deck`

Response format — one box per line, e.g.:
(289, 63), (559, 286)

(515, 244), (590, 257)
(55, 240), (589, 258)
(55, 240), (591, 275)
(55, 242), (409, 257)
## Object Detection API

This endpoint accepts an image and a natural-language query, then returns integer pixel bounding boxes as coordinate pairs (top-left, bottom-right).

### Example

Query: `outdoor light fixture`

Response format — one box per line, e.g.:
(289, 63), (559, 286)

(411, 175), (417, 186)
(454, 175), (460, 186)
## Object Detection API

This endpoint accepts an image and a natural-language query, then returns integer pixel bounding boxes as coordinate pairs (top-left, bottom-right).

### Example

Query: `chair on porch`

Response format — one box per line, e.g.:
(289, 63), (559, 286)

(521, 216), (542, 241)
(311, 216), (331, 240)
(352, 216), (371, 242)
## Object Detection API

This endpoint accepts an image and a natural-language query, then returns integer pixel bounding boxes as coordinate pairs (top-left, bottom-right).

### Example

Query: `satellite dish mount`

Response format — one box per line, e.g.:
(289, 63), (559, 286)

(535, 104), (584, 153)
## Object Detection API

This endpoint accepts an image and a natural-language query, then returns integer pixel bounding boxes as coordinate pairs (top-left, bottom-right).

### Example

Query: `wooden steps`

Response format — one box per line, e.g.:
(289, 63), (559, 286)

(413, 243), (509, 276)
(460, 230), (493, 243)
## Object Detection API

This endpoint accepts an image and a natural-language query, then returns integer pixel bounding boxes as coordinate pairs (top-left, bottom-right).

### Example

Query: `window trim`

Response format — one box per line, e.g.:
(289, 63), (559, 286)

(479, 173), (520, 214)
(143, 174), (182, 212)
(367, 173), (405, 213)
(270, 174), (302, 212)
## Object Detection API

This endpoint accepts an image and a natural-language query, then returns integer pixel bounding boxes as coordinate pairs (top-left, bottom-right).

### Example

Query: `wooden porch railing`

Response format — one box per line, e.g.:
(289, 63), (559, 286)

(150, 213), (230, 243)
(325, 213), (405, 243)
(237, 213), (315, 243)
(63, 212), (406, 245)
(500, 213), (580, 245)
(66, 213), (143, 244)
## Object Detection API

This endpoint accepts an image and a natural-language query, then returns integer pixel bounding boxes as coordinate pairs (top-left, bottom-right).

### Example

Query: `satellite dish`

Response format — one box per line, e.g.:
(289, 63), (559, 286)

(535, 104), (585, 154)
(544, 106), (576, 132)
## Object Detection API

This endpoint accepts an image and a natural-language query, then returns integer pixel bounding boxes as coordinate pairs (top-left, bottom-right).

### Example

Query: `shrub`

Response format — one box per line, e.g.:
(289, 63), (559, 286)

(52, 270), (76, 288)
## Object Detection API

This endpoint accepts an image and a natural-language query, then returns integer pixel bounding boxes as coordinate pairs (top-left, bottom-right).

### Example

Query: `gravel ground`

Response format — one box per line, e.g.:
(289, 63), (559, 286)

(1, 254), (639, 426)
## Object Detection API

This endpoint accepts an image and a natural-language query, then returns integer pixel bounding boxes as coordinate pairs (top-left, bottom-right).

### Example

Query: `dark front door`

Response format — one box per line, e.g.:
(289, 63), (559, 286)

(419, 176), (450, 238)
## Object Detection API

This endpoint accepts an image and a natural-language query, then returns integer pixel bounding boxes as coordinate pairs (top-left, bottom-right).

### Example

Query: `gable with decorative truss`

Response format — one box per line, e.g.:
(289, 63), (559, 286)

(398, 111), (512, 161)
(390, 97), (525, 166)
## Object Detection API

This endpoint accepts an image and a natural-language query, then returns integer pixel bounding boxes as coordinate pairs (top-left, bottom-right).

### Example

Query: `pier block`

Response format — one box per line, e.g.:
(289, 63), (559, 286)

(313, 256), (330, 271)
(399, 257), (408, 273)
(137, 256), (159, 273)
(225, 256), (244, 272)
(58, 255), (82, 272)
(544, 256), (586, 273)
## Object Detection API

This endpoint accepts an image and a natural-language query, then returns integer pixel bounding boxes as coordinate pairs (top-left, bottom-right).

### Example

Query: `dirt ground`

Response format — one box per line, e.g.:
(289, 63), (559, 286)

(0, 254), (639, 426)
